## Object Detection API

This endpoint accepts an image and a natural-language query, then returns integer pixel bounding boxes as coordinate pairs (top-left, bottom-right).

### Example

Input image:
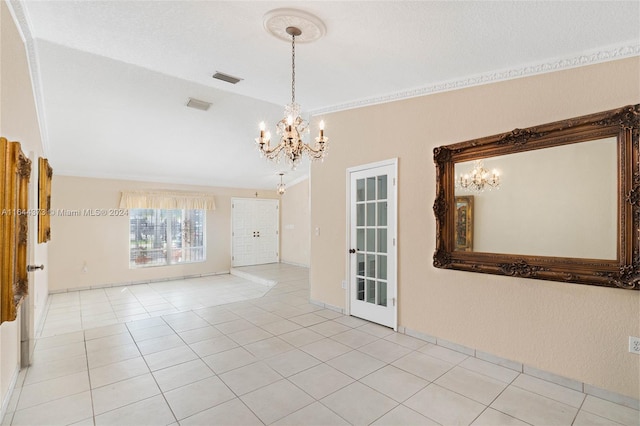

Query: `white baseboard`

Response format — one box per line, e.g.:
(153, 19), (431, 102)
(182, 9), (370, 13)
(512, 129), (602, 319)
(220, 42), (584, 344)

(48, 270), (231, 294)
(309, 298), (344, 314)
(230, 268), (276, 287)
(0, 366), (20, 424)
(280, 260), (310, 268)
(400, 326), (639, 410)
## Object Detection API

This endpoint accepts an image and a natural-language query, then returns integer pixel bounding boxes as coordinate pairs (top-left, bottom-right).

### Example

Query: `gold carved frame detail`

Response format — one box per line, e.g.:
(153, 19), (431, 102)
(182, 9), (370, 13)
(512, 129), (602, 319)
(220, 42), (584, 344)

(38, 157), (53, 243)
(433, 105), (640, 290)
(1, 137), (32, 323)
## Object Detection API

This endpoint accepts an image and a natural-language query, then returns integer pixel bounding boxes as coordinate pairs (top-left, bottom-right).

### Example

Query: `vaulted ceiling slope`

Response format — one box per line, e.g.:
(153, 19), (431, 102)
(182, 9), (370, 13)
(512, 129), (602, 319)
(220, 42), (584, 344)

(11, 1), (640, 189)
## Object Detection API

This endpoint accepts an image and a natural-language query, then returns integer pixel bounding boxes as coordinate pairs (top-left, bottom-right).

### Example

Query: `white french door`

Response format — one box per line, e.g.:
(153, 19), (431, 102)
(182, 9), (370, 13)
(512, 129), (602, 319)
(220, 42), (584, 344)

(232, 198), (279, 267)
(348, 160), (397, 329)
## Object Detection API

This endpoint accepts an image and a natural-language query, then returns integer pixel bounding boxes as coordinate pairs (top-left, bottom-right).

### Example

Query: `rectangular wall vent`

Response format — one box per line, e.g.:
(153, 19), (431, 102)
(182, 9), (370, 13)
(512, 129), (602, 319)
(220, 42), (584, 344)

(212, 72), (243, 84)
(186, 98), (211, 111)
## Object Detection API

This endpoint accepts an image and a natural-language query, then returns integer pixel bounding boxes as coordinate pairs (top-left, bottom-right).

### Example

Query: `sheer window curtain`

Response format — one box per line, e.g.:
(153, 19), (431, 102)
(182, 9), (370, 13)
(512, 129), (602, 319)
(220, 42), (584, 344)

(119, 190), (216, 210)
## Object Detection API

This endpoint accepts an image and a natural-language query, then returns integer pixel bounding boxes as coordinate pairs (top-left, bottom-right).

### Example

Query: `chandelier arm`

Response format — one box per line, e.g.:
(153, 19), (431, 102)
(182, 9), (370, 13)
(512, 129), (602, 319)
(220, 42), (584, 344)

(301, 143), (326, 157)
(262, 141), (286, 157)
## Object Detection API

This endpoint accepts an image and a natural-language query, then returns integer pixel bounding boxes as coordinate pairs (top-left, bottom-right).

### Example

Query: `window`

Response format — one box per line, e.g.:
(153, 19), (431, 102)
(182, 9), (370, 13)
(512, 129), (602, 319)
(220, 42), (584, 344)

(129, 209), (205, 267)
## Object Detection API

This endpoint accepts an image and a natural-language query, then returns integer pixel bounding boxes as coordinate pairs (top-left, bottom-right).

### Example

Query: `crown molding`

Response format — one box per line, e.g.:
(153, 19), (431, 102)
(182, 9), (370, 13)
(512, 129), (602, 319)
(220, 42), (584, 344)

(286, 174), (309, 188)
(54, 168), (290, 191)
(310, 43), (640, 116)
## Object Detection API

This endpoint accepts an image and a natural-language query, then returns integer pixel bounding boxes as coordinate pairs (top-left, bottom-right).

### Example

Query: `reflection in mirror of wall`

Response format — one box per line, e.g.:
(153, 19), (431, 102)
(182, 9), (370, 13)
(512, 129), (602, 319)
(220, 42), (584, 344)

(433, 105), (639, 290)
(454, 138), (617, 260)
(454, 196), (473, 252)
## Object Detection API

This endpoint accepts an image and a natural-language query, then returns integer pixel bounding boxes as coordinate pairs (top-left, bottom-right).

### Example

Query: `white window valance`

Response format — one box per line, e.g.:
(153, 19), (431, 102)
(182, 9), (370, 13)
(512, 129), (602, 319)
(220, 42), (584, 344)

(119, 190), (216, 210)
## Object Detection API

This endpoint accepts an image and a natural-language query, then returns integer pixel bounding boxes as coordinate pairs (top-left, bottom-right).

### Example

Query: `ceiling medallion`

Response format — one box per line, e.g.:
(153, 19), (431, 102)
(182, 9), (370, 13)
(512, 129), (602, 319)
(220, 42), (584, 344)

(263, 9), (326, 43)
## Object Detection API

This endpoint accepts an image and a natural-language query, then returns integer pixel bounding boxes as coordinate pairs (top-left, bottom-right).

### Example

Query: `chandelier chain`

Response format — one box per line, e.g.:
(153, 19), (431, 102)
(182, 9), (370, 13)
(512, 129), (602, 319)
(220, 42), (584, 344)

(255, 25), (328, 168)
(291, 34), (296, 104)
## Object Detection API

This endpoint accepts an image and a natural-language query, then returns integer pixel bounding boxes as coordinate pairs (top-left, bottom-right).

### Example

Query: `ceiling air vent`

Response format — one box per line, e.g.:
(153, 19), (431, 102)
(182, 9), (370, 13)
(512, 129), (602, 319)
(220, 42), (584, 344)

(186, 98), (211, 111)
(212, 71), (243, 84)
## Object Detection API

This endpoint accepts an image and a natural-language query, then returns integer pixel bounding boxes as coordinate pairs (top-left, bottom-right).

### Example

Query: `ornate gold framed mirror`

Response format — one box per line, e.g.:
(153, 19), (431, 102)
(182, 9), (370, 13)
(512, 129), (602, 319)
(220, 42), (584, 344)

(38, 157), (53, 243)
(1, 137), (32, 323)
(433, 105), (639, 290)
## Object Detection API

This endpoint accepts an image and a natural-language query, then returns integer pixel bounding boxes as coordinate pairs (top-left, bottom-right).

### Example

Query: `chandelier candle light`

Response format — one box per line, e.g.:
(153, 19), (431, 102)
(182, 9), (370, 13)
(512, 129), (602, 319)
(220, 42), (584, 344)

(256, 25), (328, 168)
(456, 160), (500, 192)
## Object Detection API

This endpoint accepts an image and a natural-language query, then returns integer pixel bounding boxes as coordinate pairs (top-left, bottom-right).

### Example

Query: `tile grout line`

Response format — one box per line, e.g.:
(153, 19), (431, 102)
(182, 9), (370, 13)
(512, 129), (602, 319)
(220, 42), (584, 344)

(571, 394), (589, 426)
(83, 331), (97, 426)
(163, 313), (266, 424)
(12, 269), (308, 424)
(150, 305), (372, 423)
(132, 307), (280, 424)
(121, 315), (179, 425)
(22, 266), (639, 425)
(275, 324), (415, 425)
(467, 371), (531, 426)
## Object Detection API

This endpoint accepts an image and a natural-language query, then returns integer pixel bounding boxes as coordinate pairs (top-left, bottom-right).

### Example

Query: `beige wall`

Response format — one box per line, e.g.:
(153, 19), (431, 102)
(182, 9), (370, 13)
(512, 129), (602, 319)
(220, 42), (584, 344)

(0, 0), (48, 415)
(310, 57), (640, 399)
(280, 178), (310, 266)
(49, 176), (279, 291)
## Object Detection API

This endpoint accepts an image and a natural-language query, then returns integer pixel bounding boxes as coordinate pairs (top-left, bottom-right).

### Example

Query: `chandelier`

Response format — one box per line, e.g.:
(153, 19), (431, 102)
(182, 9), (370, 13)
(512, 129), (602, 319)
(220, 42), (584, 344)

(456, 160), (500, 192)
(256, 26), (328, 168)
(277, 173), (286, 195)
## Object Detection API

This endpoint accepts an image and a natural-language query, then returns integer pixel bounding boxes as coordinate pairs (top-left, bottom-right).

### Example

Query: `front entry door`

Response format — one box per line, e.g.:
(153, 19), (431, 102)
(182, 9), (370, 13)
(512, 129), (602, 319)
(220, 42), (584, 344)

(232, 198), (279, 267)
(349, 160), (397, 329)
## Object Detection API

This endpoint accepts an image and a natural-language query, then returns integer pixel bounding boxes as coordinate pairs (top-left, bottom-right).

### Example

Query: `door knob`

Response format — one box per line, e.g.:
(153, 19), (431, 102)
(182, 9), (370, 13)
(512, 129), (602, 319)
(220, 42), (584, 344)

(27, 264), (44, 272)
(349, 248), (356, 254)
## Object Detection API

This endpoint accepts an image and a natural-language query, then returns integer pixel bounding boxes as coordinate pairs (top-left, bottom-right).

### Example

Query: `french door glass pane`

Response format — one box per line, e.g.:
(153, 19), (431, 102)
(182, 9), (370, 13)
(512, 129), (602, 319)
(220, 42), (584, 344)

(377, 281), (387, 306)
(357, 204), (365, 226)
(367, 254), (375, 278)
(377, 175), (387, 199)
(357, 278), (365, 301)
(357, 253), (365, 276)
(357, 179), (366, 202)
(357, 229), (365, 251)
(366, 177), (376, 200)
(366, 229), (375, 252)
(378, 229), (387, 253)
(377, 255), (387, 280)
(377, 202), (387, 226)
(366, 279), (376, 303)
(366, 203), (375, 226)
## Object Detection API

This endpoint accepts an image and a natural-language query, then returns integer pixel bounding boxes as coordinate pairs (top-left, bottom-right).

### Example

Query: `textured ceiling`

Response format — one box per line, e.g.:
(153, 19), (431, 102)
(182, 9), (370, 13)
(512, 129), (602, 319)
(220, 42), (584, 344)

(11, 1), (640, 189)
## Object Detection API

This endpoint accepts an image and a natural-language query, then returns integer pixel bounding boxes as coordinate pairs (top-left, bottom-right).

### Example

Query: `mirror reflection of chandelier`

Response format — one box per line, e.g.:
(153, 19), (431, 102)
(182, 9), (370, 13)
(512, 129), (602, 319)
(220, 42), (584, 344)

(256, 14), (328, 169)
(456, 160), (500, 192)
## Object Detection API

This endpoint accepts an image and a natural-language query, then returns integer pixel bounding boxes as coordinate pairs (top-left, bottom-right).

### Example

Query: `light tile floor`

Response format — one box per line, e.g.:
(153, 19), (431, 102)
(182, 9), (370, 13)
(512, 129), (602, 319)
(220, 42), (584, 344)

(3, 263), (639, 426)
